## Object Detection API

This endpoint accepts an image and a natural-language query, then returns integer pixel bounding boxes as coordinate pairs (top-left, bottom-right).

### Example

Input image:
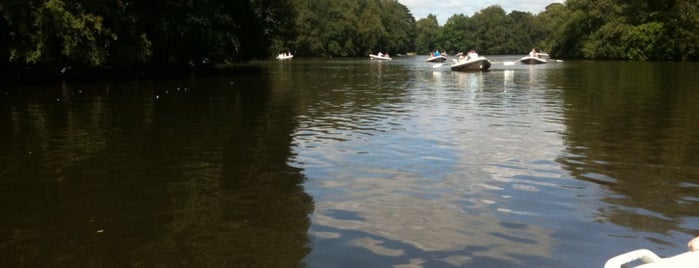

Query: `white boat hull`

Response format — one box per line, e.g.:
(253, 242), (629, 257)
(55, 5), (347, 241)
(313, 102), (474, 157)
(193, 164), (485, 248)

(519, 56), (547, 64)
(450, 57), (491, 72)
(605, 249), (699, 268)
(369, 54), (392, 60)
(426, 55), (447, 62)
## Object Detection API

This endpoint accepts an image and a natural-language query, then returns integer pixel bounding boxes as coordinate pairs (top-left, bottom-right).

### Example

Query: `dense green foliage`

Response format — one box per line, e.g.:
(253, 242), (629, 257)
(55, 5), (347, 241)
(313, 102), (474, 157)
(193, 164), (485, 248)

(1, 0), (697, 80)
(291, 0), (415, 57)
(414, 5), (549, 55)
(545, 0), (699, 60)
(416, 1), (698, 60)
(1, 0), (293, 77)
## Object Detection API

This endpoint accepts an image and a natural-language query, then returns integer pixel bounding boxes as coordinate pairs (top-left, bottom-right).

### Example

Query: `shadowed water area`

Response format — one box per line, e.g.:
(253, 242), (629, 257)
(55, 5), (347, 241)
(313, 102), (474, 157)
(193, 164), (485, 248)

(1, 57), (698, 267)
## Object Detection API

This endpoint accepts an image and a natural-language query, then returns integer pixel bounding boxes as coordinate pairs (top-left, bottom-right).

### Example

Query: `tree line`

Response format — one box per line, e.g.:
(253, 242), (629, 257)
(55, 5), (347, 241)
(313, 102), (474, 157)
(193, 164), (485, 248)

(1, 0), (294, 80)
(287, 0), (415, 57)
(415, 1), (698, 60)
(547, 0), (699, 60)
(1, 0), (697, 80)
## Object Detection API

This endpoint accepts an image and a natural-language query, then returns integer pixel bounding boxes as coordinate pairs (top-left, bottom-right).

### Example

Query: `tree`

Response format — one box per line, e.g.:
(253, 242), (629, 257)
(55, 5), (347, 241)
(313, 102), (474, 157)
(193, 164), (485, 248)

(6, 0), (115, 69)
(440, 14), (472, 53)
(414, 14), (440, 54)
(379, 0), (416, 54)
(291, 0), (414, 57)
(507, 11), (540, 53)
(536, 3), (568, 57)
(549, 0), (698, 60)
(468, 5), (514, 54)
(2, 0), (296, 80)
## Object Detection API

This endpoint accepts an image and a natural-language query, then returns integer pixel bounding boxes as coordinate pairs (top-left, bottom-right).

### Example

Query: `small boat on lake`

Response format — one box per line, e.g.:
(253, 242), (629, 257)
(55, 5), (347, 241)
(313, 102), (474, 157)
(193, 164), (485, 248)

(519, 55), (547, 64)
(276, 53), (293, 60)
(369, 54), (392, 60)
(605, 249), (699, 268)
(450, 52), (491, 72)
(520, 48), (547, 64)
(426, 55), (448, 62)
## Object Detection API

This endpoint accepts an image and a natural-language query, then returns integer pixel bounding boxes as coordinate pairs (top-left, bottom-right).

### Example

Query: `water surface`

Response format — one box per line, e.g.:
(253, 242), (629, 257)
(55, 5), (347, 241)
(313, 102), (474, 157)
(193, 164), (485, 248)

(1, 57), (698, 267)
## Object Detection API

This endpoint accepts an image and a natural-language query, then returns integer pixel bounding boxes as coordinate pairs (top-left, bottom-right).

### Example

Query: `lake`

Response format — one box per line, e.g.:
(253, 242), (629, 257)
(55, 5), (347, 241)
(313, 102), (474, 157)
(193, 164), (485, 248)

(1, 56), (698, 267)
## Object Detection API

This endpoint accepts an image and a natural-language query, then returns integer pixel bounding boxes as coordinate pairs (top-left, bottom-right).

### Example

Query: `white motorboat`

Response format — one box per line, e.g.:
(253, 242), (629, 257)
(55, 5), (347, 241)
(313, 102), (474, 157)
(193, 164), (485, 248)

(605, 249), (699, 268)
(519, 56), (547, 64)
(426, 55), (448, 62)
(369, 54), (392, 60)
(450, 56), (491, 72)
(276, 53), (293, 60)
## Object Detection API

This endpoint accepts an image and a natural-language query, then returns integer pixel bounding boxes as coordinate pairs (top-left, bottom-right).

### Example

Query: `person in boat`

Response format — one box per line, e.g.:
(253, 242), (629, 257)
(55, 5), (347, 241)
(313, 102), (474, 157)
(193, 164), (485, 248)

(529, 48), (538, 58)
(377, 52), (383, 57)
(385, 52), (390, 58)
(434, 49), (441, 57)
(466, 50), (478, 60)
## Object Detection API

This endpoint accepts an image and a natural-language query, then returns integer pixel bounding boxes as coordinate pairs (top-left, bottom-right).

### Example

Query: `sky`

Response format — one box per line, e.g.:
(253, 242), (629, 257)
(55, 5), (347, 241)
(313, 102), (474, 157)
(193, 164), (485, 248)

(399, 0), (565, 25)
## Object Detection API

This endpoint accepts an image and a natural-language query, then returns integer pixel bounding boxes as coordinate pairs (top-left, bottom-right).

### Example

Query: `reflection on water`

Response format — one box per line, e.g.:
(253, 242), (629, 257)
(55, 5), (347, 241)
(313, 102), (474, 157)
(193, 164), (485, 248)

(1, 58), (699, 267)
(290, 58), (565, 267)
(504, 70), (514, 90)
(287, 58), (699, 267)
(451, 71), (484, 92)
(0, 77), (312, 267)
(555, 61), (699, 232)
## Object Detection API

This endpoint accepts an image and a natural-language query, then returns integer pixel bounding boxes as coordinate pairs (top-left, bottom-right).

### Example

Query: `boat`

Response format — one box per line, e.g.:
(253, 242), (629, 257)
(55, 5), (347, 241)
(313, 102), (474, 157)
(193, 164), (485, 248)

(519, 55), (547, 64)
(426, 55), (448, 62)
(450, 56), (491, 72)
(605, 249), (699, 268)
(369, 54), (392, 60)
(276, 53), (293, 60)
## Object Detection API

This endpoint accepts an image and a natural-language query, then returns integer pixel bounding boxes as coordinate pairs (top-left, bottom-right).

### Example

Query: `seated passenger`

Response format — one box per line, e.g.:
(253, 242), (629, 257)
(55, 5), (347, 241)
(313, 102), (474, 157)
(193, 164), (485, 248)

(466, 50), (478, 60)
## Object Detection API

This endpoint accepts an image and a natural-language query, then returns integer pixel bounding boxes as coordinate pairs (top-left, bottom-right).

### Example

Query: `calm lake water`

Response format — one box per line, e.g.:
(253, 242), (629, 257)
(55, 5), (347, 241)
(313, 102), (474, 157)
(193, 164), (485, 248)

(1, 56), (699, 267)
